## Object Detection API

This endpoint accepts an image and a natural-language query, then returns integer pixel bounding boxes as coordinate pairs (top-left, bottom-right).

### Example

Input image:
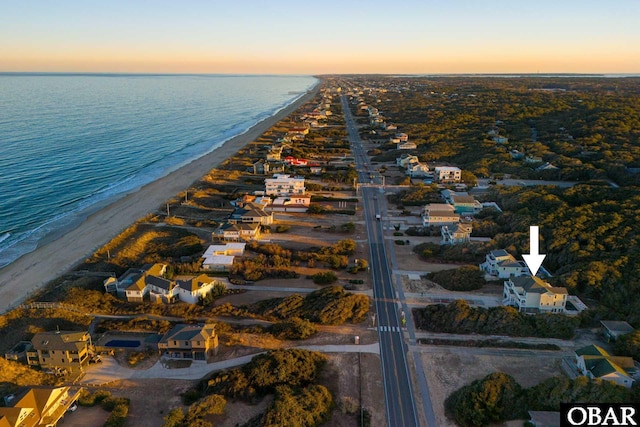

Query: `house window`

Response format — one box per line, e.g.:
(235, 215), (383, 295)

(185, 341), (189, 346)
(173, 340), (177, 346)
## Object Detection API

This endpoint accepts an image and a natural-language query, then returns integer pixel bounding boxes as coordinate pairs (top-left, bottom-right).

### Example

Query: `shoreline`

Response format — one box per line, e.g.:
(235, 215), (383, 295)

(0, 80), (321, 314)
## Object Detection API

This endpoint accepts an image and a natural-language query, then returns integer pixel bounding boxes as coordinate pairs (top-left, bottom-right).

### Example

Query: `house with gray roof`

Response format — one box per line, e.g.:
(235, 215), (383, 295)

(27, 331), (92, 373)
(575, 344), (635, 388)
(503, 276), (567, 313)
(479, 249), (529, 278)
(158, 324), (218, 361)
(601, 320), (635, 342)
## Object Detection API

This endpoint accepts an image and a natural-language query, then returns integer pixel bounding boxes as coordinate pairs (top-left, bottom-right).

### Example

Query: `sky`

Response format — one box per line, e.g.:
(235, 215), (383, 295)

(1, 0), (639, 74)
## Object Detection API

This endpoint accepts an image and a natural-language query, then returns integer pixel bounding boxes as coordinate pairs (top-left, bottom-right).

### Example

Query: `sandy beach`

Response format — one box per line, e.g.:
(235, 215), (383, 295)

(0, 81), (320, 314)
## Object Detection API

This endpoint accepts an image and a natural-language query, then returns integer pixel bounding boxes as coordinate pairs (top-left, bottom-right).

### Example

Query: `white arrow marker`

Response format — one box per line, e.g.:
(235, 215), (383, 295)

(523, 226), (546, 276)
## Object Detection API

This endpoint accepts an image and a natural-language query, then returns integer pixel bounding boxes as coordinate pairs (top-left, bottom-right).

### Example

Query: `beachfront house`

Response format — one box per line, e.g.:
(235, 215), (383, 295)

(440, 224), (473, 245)
(434, 166), (462, 183)
(0, 386), (84, 427)
(575, 345), (635, 388)
(479, 249), (529, 279)
(158, 324), (219, 361)
(27, 330), (92, 373)
(265, 174), (306, 196)
(502, 276), (568, 313)
(422, 204), (460, 227)
(406, 162), (430, 178)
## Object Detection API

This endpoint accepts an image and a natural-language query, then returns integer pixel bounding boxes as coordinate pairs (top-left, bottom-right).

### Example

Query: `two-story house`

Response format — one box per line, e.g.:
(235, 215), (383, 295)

(158, 324), (218, 361)
(27, 331), (91, 373)
(213, 222), (261, 242)
(502, 276), (568, 313)
(479, 250), (529, 278)
(575, 345), (635, 388)
(176, 274), (219, 304)
(450, 195), (483, 214)
(228, 202), (273, 225)
(440, 224), (473, 245)
(396, 154), (419, 168)
(422, 204), (460, 227)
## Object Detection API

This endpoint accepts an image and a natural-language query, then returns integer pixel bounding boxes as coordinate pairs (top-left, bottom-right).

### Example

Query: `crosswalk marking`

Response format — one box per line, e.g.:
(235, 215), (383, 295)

(378, 326), (402, 333)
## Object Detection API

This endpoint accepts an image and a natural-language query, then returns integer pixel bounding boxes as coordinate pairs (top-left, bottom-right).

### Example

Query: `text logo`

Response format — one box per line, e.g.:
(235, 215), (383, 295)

(561, 404), (640, 426)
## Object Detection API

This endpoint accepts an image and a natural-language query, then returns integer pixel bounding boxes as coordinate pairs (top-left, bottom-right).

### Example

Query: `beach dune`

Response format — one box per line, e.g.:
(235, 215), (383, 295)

(0, 82), (320, 314)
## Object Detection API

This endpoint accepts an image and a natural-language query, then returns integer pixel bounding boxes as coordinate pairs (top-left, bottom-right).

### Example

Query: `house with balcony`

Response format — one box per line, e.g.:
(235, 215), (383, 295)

(406, 162), (430, 178)
(27, 331), (92, 373)
(252, 159), (284, 175)
(265, 174), (306, 196)
(575, 345), (635, 388)
(0, 386), (83, 427)
(479, 249), (530, 278)
(502, 276), (568, 313)
(228, 202), (273, 225)
(433, 166), (462, 183)
(396, 154), (419, 168)
(440, 224), (472, 245)
(213, 222), (261, 242)
(422, 204), (460, 227)
(158, 324), (218, 361)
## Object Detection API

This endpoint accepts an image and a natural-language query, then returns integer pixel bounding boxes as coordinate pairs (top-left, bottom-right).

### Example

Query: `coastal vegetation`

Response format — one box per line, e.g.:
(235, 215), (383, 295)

(199, 349), (332, 427)
(413, 300), (577, 339)
(445, 372), (639, 426)
(426, 266), (486, 291)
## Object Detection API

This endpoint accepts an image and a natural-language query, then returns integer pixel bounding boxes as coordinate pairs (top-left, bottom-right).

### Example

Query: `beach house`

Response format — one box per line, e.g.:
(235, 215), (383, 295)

(176, 274), (219, 304)
(27, 330), (92, 373)
(422, 204), (460, 227)
(265, 174), (306, 196)
(0, 386), (83, 427)
(575, 345), (635, 388)
(201, 243), (245, 272)
(433, 166), (462, 183)
(479, 249), (529, 278)
(440, 224), (473, 245)
(158, 324), (219, 361)
(502, 276), (568, 313)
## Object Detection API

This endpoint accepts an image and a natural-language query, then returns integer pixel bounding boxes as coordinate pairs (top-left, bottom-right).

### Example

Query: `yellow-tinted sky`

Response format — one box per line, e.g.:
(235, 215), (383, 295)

(1, 0), (639, 74)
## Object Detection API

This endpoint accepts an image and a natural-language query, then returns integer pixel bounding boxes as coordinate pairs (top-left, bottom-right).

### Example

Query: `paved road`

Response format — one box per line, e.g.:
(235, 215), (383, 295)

(342, 96), (420, 427)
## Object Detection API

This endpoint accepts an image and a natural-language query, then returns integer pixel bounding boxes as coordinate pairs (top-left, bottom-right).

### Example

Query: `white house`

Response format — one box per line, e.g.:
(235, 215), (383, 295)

(502, 276), (568, 313)
(122, 264), (168, 302)
(479, 249), (529, 278)
(434, 166), (462, 183)
(265, 174), (306, 196)
(575, 345), (635, 388)
(440, 223), (472, 245)
(422, 204), (460, 226)
(176, 274), (219, 304)
(396, 154), (419, 168)
(406, 162), (430, 177)
(202, 243), (246, 271)
(269, 196), (311, 212)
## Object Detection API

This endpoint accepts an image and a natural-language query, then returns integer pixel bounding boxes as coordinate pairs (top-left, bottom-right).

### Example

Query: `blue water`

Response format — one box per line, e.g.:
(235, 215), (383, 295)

(0, 74), (317, 268)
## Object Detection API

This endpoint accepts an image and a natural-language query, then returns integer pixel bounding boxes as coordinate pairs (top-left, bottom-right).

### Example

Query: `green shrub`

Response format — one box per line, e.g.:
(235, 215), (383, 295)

(394, 240), (406, 245)
(78, 389), (112, 407)
(312, 271), (338, 285)
(427, 266), (485, 291)
(270, 317), (318, 340)
(275, 225), (290, 233)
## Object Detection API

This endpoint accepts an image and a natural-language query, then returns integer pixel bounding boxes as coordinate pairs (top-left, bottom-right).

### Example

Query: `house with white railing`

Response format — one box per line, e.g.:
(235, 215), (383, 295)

(502, 275), (567, 313)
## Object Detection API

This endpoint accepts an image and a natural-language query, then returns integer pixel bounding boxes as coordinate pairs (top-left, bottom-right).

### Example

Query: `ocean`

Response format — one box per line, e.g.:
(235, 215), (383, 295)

(0, 73), (317, 269)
